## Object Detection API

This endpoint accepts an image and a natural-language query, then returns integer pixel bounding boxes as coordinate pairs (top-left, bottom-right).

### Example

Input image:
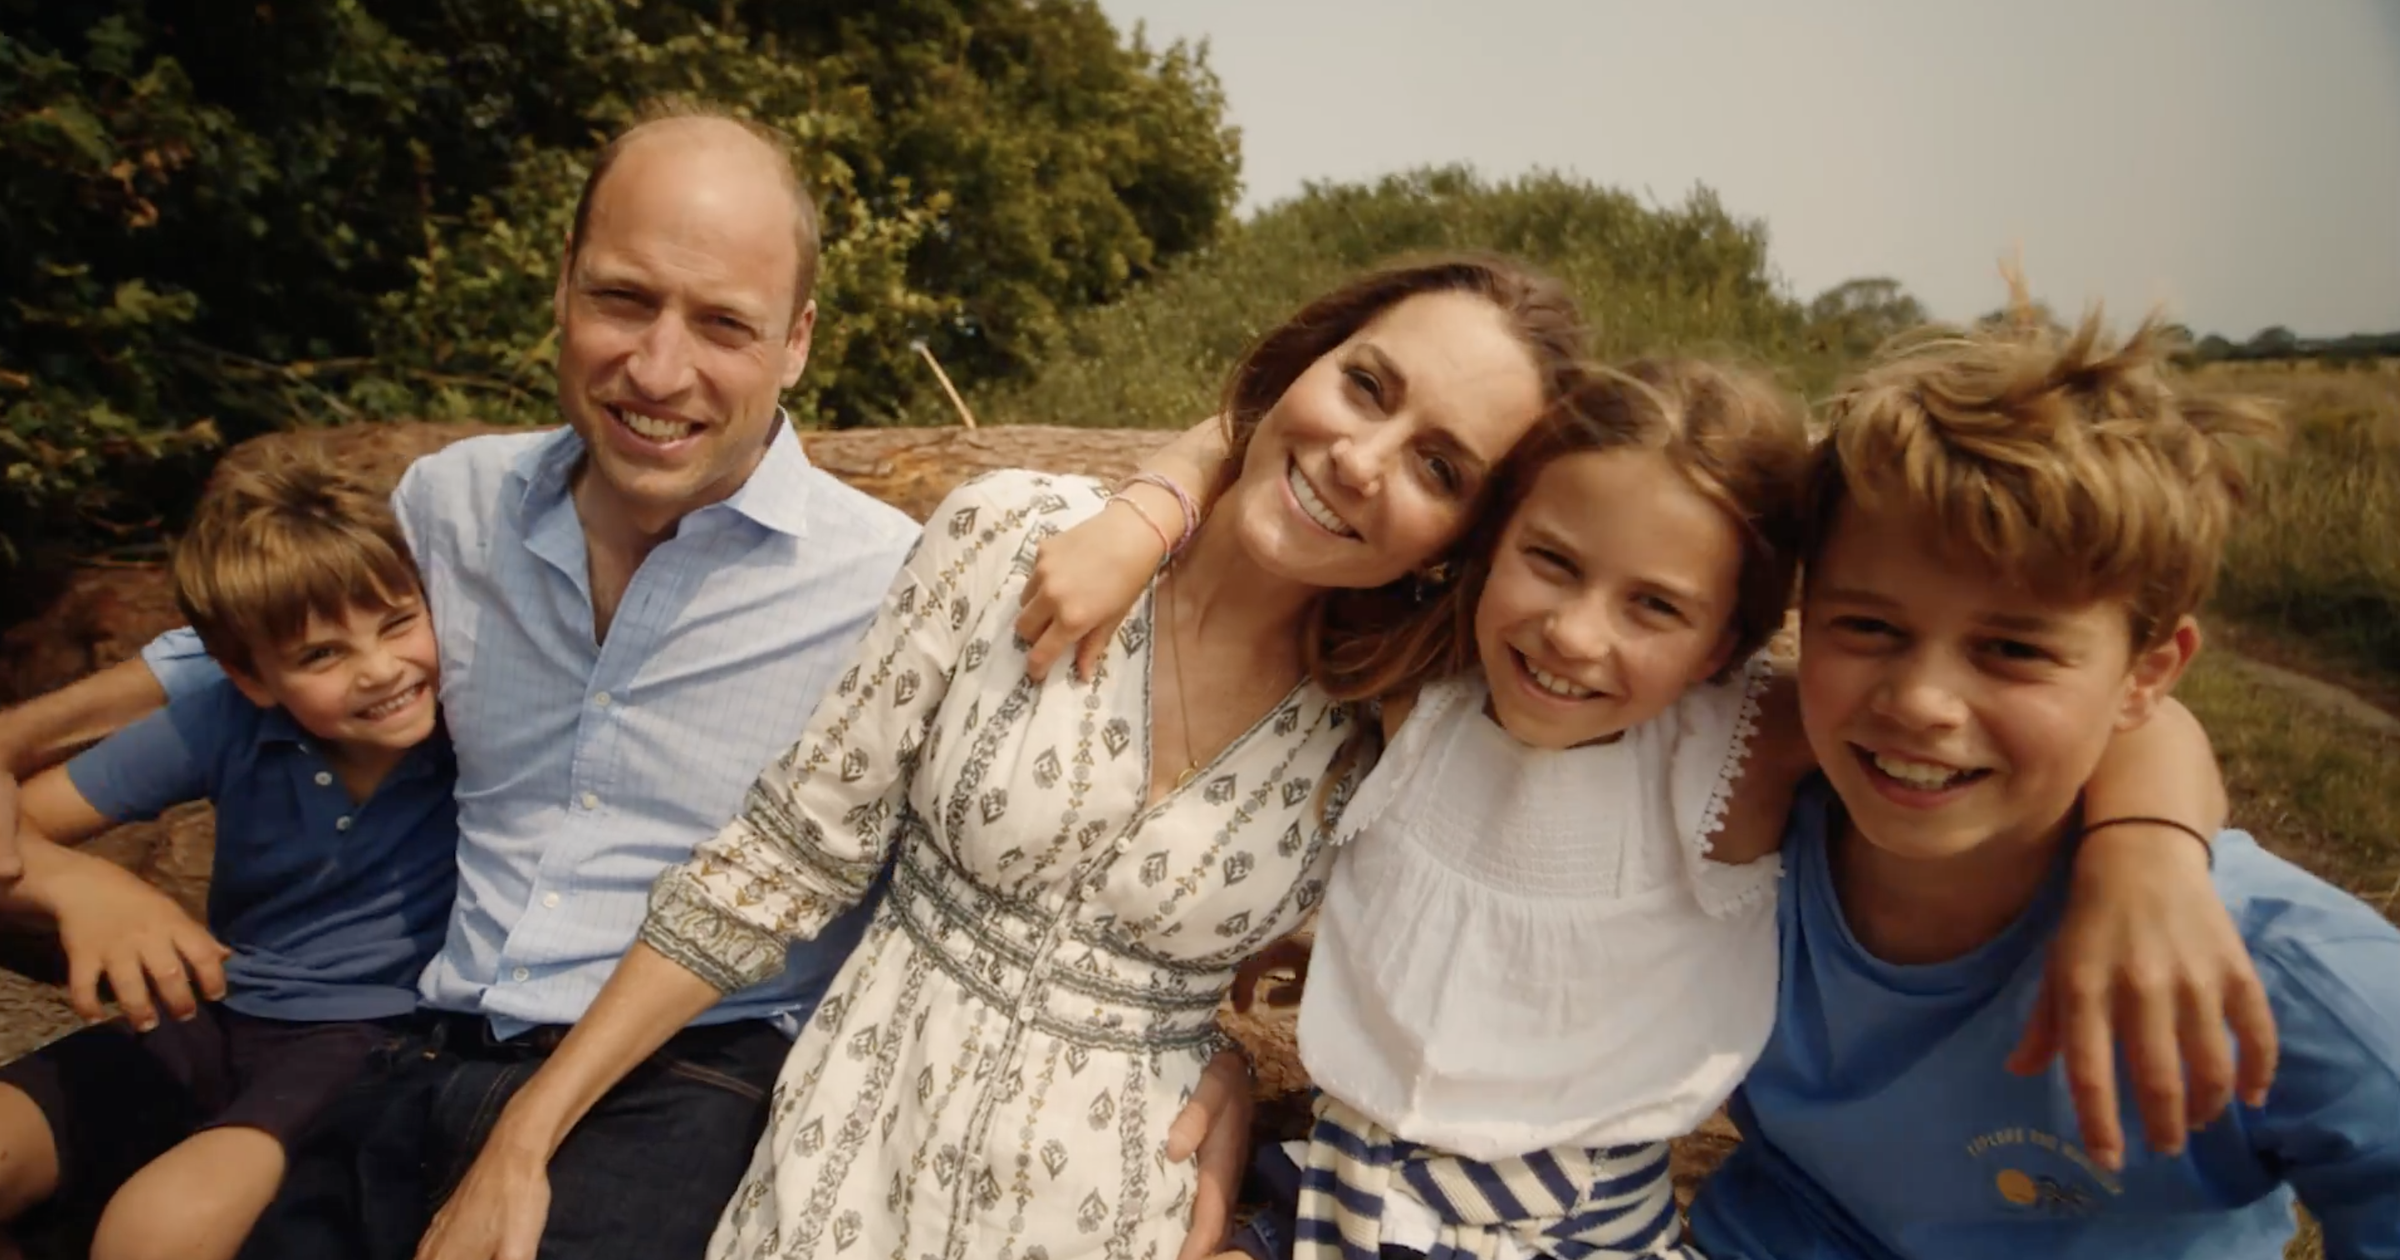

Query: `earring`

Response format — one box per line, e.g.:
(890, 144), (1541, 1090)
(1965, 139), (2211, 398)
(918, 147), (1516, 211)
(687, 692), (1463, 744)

(1411, 562), (1453, 604)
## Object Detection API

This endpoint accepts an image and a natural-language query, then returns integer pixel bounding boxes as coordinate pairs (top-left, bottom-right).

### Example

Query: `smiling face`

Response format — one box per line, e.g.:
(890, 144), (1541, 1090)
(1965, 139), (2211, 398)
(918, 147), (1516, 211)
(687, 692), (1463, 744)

(552, 118), (815, 537)
(1797, 499), (2194, 862)
(1218, 291), (1549, 592)
(227, 593), (442, 761)
(1474, 448), (1743, 749)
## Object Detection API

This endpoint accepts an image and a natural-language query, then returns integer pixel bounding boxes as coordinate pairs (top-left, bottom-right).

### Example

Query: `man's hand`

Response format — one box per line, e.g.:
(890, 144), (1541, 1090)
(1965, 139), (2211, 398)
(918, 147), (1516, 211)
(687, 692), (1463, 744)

(1167, 1047), (1254, 1260)
(2011, 825), (2277, 1172)
(415, 1126), (555, 1260)
(39, 850), (229, 1029)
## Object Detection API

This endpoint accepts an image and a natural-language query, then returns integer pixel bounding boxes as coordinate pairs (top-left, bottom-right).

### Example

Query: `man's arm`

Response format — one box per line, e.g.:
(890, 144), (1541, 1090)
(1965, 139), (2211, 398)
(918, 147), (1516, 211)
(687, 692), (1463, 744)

(0, 655), (173, 780)
(0, 654), (177, 884)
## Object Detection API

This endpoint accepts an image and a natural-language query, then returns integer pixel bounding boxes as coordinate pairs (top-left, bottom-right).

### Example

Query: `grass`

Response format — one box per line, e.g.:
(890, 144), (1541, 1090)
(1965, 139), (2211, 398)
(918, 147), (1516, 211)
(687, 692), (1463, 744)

(2203, 365), (2400, 685)
(2179, 650), (2400, 918)
(2184, 366), (2399, 1260)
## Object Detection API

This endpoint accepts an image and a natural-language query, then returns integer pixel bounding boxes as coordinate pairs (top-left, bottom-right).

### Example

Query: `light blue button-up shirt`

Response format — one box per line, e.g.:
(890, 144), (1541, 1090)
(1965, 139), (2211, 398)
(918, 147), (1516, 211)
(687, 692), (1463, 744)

(144, 423), (919, 1037)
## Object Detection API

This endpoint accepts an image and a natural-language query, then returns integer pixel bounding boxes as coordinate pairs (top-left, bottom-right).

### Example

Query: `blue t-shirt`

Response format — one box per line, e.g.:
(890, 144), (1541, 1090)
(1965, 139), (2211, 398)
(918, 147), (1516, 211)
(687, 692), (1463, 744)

(1690, 778), (2400, 1259)
(66, 676), (461, 1022)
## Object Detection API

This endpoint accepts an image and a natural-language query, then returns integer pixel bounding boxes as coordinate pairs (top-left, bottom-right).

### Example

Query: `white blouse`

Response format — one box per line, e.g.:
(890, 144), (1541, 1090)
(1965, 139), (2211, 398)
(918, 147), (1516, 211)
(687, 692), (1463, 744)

(1295, 661), (1782, 1162)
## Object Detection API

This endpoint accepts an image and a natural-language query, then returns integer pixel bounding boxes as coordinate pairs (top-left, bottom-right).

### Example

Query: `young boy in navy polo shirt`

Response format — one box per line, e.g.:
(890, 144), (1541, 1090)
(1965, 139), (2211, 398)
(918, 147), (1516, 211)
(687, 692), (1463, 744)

(1688, 304), (2400, 1256)
(0, 445), (459, 1260)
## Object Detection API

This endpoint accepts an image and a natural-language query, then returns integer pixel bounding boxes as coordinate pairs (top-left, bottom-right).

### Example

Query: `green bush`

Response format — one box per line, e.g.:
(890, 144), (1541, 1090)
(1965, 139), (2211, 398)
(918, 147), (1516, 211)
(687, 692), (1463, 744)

(981, 166), (1834, 431)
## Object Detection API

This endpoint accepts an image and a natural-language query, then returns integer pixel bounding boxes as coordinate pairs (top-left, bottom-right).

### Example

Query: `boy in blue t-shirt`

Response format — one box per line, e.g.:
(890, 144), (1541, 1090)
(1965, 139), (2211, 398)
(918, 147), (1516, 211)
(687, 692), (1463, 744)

(1688, 304), (2400, 1257)
(0, 446), (460, 1260)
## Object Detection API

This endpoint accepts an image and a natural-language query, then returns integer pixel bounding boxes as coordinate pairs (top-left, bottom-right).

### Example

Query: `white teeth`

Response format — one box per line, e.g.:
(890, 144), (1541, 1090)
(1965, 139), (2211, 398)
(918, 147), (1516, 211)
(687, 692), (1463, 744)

(360, 684), (423, 721)
(1286, 466), (1359, 538)
(1525, 660), (1595, 699)
(1872, 752), (1968, 789)
(616, 408), (696, 442)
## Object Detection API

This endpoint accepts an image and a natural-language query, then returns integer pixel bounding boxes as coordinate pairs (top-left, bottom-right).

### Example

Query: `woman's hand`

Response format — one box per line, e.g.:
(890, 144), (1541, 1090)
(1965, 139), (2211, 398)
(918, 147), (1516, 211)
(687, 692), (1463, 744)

(2011, 823), (2276, 1172)
(417, 943), (728, 1258)
(1168, 1047), (1255, 1260)
(415, 1121), (554, 1260)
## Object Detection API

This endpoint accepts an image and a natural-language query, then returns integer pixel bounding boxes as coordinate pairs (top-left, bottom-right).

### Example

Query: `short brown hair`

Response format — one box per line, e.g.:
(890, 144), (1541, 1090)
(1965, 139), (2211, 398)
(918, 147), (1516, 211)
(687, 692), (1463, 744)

(174, 444), (424, 676)
(568, 95), (824, 318)
(1238, 254), (1588, 701)
(1804, 292), (2283, 649)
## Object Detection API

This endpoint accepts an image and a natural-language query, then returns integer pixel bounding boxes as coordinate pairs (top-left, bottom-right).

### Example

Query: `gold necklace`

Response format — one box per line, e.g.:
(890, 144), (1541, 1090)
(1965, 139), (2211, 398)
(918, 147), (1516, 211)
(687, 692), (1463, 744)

(1163, 565), (1202, 789)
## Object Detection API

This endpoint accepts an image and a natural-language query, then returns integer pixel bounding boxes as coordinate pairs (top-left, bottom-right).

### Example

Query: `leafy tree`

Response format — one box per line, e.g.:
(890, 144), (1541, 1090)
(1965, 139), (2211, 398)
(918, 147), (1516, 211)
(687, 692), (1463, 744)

(1801, 277), (1928, 363)
(2248, 325), (2301, 357)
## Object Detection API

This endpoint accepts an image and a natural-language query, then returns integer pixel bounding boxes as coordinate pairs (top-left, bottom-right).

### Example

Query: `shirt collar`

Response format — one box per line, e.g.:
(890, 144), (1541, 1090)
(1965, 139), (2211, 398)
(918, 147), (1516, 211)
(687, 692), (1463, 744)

(503, 411), (814, 540)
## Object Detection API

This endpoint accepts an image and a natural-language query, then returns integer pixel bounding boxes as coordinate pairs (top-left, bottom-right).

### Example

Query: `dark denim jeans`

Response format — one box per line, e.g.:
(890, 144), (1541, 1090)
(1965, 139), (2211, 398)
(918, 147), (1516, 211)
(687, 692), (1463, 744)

(235, 1013), (786, 1260)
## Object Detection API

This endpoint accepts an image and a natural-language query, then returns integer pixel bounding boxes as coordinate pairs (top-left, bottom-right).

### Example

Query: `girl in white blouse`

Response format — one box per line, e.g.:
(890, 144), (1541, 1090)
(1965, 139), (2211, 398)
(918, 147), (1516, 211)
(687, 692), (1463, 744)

(1025, 359), (2242, 1260)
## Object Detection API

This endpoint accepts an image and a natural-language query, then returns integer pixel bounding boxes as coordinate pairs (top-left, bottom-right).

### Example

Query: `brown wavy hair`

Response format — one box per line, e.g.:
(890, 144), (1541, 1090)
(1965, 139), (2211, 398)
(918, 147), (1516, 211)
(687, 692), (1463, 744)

(1224, 254), (1588, 701)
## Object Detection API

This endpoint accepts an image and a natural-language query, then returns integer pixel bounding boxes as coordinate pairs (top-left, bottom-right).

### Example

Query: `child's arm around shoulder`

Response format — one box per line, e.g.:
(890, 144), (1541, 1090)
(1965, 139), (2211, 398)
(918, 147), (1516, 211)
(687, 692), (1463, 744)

(1707, 664), (1810, 866)
(1016, 417), (1232, 682)
(2032, 696), (2276, 1173)
(7, 698), (231, 1029)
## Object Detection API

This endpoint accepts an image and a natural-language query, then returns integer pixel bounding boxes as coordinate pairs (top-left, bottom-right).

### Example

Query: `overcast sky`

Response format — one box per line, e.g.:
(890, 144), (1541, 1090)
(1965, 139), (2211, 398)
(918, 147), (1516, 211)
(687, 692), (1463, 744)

(1096, 0), (2400, 339)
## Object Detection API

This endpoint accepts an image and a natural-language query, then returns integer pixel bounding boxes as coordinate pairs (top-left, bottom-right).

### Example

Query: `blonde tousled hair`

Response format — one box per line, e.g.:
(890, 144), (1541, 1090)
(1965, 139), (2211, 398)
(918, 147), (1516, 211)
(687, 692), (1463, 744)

(1804, 276), (2284, 648)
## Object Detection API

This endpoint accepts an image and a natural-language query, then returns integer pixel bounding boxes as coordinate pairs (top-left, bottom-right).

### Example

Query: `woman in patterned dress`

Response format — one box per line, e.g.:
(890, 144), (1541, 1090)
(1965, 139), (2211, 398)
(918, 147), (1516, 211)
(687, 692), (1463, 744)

(418, 256), (1590, 1260)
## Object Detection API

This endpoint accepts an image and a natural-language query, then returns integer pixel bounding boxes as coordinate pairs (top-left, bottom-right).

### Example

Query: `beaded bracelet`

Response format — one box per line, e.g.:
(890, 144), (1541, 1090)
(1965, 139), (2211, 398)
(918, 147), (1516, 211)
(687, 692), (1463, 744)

(2082, 815), (2215, 868)
(1110, 494), (1176, 555)
(1124, 472), (1199, 553)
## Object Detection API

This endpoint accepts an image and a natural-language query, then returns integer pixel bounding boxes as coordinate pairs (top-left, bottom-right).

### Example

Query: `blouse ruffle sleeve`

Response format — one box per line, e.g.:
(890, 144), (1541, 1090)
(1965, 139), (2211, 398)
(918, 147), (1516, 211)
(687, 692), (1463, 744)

(1327, 676), (1473, 848)
(1670, 651), (1783, 919)
(642, 470), (1106, 993)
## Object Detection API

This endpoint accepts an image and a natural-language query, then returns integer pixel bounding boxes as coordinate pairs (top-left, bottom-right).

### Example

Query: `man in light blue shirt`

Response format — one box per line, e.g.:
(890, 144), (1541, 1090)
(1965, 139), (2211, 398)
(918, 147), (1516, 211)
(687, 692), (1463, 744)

(10, 100), (919, 1260)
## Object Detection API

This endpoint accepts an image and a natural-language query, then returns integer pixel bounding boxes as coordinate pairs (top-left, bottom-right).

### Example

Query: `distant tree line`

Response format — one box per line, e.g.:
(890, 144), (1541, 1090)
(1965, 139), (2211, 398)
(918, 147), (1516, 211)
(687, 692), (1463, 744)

(2184, 327), (2400, 368)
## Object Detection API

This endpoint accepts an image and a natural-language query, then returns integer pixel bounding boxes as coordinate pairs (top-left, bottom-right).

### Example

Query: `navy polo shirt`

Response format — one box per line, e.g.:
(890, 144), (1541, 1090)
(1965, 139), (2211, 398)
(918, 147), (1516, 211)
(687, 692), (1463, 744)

(66, 676), (460, 1021)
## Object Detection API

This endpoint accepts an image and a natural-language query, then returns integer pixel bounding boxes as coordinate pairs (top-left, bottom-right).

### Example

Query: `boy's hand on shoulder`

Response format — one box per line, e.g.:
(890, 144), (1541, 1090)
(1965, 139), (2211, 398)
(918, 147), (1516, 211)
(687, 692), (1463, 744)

(38, 850), (230, 1029)
(2013, 826), (2276, 1173)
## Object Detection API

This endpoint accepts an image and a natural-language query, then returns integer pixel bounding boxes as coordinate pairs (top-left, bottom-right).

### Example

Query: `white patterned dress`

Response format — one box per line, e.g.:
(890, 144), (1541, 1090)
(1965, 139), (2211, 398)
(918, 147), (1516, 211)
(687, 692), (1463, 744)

(641, 470), (1360, 1260)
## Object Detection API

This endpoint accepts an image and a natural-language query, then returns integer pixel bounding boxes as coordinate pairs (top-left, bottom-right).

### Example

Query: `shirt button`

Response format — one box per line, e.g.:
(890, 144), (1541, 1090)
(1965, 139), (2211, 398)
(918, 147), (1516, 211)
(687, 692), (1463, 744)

(580, 792), (599, 810)
(314, 770), (334, 787)
(594, 691), (612, 708)
(335, 816), (354, 832)
(512, 966), (531, 982)
(542, 892), (562, 909)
